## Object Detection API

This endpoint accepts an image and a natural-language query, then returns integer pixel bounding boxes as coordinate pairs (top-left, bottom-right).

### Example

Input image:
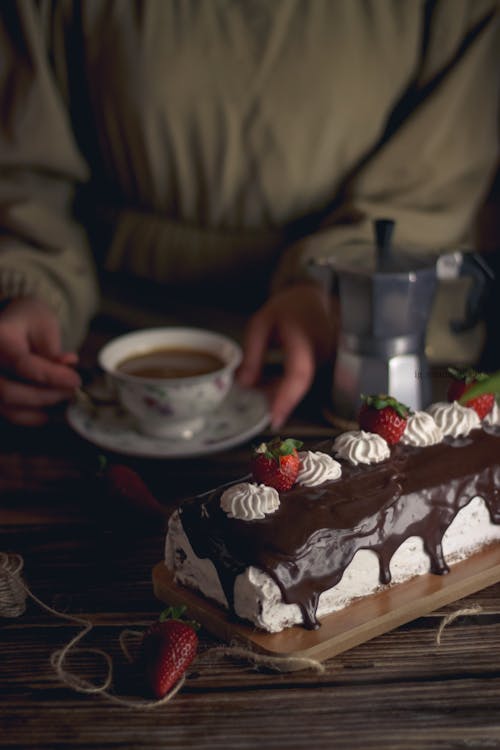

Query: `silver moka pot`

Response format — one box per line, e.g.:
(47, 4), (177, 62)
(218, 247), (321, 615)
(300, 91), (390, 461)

(315, 219), (492, 422)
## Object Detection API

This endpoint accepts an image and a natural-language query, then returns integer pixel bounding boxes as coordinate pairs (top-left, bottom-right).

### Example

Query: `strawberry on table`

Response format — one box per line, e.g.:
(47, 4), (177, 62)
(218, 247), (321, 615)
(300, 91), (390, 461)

(358, 394), (411, 445)
(142, 606), (199, 699)
(251, 437), (303, 492)
(447, 367), (495, 420)
(100, 458), (166, 520)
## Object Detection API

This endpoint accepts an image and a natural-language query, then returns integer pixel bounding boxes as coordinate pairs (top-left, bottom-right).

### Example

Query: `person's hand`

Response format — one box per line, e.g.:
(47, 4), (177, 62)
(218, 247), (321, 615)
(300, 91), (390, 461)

(0, 297), (81, 426)
(238, 283), (339, 429)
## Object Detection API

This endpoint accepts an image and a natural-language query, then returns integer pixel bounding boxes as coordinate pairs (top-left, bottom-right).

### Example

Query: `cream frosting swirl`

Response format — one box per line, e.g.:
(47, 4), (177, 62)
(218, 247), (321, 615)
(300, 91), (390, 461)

(426, 401), (480, 437)
(333, 430), (390, 465)
(297, 451), (342, 486)
(484, 400), (500, 426)
(220, 482), (280, 521)
(401, 411), (443, 447)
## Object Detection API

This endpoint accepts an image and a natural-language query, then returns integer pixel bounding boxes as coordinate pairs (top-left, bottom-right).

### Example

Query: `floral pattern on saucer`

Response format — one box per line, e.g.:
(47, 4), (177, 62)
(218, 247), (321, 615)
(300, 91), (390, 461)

(66, 384), (270, 458)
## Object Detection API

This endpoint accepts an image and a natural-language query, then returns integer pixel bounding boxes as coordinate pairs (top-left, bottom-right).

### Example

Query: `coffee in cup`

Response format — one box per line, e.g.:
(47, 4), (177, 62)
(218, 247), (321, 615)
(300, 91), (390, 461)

(98, 327), (242, 439)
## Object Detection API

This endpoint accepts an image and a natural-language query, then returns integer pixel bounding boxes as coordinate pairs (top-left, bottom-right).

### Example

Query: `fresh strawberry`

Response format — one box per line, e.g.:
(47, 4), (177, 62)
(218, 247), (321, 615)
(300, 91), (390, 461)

(358, 394), (411, 445)
(100, 458), (166, 520)
(447, 368), (495, 420)
(251, 437), (303, 492)
(142, 606), (199, 698)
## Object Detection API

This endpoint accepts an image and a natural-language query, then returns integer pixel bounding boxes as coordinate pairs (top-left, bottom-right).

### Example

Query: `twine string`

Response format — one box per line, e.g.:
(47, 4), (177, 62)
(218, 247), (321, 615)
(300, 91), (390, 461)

(0, 552), (325, 708)
(0, 553), (27, 618)
(119, 628), (145, 664)
(207, 644), (327, 674)
(435, 605), (483, 645)
(0, 551), (185, 707)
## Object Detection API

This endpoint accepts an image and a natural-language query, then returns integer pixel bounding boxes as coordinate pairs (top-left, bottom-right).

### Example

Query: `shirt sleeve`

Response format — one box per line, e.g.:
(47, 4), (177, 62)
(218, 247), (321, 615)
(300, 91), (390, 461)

(272, 0), (500, 290)
(0, 0), (100, 349)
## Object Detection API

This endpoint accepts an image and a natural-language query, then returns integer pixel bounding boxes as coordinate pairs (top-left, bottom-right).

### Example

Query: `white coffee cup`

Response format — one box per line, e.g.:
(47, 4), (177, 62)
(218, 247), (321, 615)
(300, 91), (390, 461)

(98, 327), (242, 439)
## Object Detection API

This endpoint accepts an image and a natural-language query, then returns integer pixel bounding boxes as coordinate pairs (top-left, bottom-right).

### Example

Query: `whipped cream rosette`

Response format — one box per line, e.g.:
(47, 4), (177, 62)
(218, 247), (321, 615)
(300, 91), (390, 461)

(333, 430), (390, 465)
(401, 411), (443, 447)
(297, 451), (342, 486)
(427, 401), (480, 438)
(484, 400), (500, 427)
(220, 482), (280, 520)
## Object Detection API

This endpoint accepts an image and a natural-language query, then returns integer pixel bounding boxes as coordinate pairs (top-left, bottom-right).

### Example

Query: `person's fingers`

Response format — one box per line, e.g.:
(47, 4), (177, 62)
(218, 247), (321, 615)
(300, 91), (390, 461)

(29, 312), (64, 360)
(0, 404), (50, 427)
(270, 327), (315, 429)
(0, 376), (75, 408)
(237, 311), (273, 387)
(7, 351), (81, 390)
(56, 352), (79, 366)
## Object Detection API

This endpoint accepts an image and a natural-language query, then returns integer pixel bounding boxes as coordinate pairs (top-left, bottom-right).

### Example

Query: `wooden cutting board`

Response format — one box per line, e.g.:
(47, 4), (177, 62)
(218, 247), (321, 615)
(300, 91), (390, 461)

(152, 543), (500, 663)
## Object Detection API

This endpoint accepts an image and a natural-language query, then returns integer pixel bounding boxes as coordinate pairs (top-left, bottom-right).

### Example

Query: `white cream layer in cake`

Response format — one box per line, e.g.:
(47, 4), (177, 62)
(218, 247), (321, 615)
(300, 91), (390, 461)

(165, 496), (500, 633)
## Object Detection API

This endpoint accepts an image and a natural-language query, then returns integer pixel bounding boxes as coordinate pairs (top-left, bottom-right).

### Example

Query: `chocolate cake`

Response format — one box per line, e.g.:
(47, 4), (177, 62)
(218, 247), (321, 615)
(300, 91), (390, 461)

(164, 402), (500, 633)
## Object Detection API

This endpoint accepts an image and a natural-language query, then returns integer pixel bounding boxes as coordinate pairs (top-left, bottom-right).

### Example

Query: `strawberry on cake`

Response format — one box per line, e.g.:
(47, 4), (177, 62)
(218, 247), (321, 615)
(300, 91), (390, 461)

(164, 372), (500, 634)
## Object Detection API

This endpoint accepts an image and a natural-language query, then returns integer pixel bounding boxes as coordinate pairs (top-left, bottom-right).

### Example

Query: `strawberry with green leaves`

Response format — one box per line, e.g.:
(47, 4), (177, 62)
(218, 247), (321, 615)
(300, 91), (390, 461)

(447, 368), (495, 420)
(142, 606), (199, 698)
(251, 437), (303, 492)
(358, 394), (411, 445)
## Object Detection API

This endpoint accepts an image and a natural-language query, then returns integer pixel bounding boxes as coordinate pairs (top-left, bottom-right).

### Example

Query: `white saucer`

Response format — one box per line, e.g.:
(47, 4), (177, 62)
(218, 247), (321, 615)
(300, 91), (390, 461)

(66, 384), (271, 458)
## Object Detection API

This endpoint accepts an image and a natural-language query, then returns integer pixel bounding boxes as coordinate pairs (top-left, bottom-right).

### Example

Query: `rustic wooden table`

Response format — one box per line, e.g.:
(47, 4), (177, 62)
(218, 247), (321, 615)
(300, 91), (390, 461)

(1, 325), (500, 750)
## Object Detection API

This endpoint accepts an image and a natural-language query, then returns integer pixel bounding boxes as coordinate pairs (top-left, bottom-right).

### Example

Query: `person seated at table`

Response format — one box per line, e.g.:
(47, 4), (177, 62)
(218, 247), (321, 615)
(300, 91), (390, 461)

(0, 0), (498, 428)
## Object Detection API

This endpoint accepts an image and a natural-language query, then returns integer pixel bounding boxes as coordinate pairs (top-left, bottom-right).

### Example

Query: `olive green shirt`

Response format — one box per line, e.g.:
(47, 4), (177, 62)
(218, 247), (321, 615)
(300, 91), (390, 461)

(0, 0), (499, 358)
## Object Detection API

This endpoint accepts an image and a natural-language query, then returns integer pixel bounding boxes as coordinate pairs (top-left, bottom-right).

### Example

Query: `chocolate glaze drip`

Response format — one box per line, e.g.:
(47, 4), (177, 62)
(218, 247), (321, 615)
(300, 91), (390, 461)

(178, 429), (500, 630)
